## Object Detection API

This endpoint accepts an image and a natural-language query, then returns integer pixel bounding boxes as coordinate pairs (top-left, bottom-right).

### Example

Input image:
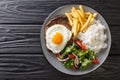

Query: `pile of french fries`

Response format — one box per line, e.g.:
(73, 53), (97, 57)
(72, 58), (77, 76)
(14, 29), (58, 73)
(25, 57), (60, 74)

(65, 5), (98, 37)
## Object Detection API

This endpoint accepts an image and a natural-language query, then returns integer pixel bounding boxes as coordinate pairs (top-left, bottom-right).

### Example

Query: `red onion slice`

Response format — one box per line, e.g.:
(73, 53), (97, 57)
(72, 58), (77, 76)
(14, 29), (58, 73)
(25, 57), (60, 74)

(72, 53), (79, 68)
(57, 57), (69, 62)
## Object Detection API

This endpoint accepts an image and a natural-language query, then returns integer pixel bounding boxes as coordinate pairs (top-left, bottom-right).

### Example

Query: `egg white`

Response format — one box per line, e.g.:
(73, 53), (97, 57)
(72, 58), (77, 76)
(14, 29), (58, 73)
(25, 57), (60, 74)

(46, 24), (72, 54)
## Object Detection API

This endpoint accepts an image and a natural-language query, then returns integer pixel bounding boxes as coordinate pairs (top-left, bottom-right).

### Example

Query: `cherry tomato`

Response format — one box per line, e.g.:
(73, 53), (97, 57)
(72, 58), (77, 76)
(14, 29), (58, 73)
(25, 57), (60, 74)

(92, 58), (99, 64)
(56, 53), (61, 58)
(81, 45), (86, 51)
(75, 40), (86, 51)
(68, 53), (75, 59)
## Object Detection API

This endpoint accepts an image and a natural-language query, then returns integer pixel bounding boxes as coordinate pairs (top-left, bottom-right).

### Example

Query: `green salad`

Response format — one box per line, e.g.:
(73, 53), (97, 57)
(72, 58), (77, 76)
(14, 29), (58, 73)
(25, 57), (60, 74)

(56, 40), (99, 70)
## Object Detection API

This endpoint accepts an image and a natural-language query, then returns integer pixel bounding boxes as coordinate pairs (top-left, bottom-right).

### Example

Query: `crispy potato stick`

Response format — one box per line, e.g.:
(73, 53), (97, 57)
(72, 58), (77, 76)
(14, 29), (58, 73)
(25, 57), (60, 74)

(71, 7), (84, 26)
(77, 22), (81, 32)
(89, 13), (97, 25)
(71, 7), (83, 32)
(65, 5), (98, 34)
(74, 10), (84, 26)
(73, 19), (77, 36)
(75, 19), (80, 33)
(71, 11), (77, 18)
(71, 7), (79, 18)
(78, 17), (83, 26)
(74, 19), (79, 37)
(72, 19), (78, 37)
(65, 13), (73, 26)
(71, 7), (77, 12)
(79, 5), (84, 13)
(71, 7), (83, 25)
(77, 10), (84, 19)
(89, 18), (94, 25)
(71, 19), (75, 36)
(93, 13), (98, 18)
(79, 5), (85, 17)
(71, 11), (83, 26)
(85, 12), (91, 19)
(75, 19), (79, 35)
(81, 14), (92, 32)
(85, 12), (91, 16)
(72, 7), (83, 19)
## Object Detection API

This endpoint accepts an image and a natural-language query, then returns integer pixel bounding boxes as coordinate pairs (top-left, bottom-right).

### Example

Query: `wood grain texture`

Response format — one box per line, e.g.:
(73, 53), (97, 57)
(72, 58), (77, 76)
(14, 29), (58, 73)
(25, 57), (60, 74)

(0, 54), (119, 80)
(0, 0), (119, 80)
(0, 24), (41, 53)
(0, 0), (119, 25)
(0, 24), (119, 55)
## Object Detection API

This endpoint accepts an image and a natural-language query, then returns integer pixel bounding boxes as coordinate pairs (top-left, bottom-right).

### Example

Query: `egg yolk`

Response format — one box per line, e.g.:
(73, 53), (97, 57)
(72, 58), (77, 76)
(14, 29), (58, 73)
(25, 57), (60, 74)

(52, 32), (63, 45)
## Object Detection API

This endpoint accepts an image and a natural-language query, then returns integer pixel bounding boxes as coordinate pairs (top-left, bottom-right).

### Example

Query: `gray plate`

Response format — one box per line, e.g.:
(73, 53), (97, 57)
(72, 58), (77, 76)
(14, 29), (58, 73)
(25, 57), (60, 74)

(41, 5), (111, 75)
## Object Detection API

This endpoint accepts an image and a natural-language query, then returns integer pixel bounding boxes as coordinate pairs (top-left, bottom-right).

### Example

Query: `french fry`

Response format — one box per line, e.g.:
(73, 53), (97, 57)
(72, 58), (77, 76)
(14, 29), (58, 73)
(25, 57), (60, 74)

(71, 19), (75, 36)
(90, 18), (94, 24)
(65, 13), (73, 26)
(77, 22), (81, 32)
(73, 9), (82, 32)
(79, 5), (85, 18)
(85, 12), (91, 19)
(71, 7), (77, 12)
(71, 7), (83, 19)
(79, 5), (84, 13)
(71, 11), (77, 18)
(93, 13), (98, 18)
(72, 19), (79, 37)
(78, 17), (83, 26)
(71, 7), (84, 26)
(89, 13), (97, 25)
(71, 8), (79, 18)
(75, 19), (81, 37)
(77, 10), (84, 19)
(77, 10), (85, 24)
(81, 14), (92, 32)
(73, 9), (84, 26)
(72, 7), (82, 19)
(85, 12), (91, 16)
(65, 5), (98, 37)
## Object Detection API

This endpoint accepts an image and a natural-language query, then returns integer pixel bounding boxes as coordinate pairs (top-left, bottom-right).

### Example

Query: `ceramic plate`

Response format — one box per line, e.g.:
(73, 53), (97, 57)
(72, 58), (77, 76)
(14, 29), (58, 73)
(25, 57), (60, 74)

(41, 5), (111, 75)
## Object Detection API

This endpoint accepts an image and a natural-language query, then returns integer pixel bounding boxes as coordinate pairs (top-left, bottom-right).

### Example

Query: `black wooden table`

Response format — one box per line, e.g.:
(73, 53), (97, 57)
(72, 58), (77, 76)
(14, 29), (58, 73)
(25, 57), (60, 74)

(0, 0), (119, 80)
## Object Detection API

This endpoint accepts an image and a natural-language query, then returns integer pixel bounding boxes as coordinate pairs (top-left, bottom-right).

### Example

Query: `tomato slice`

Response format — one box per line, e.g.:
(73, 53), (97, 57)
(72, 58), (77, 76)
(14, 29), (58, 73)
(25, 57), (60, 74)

(81, 45), (86, 51)
(75, 40), (86, 51)
(56, 53), (61, 58)
(68, 53), (75, 59)
(92, 58), (99, 64)
(75, 40), (82, 47)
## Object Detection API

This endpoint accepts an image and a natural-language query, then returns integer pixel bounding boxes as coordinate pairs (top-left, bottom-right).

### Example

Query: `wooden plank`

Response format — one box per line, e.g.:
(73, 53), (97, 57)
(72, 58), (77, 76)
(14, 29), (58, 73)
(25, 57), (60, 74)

(0, 24), (119, 55)
(0, 24), (42, 53)
(0, 0), (119, 80)
(0, 54), (119, 80)
(0, 0), (119, 25)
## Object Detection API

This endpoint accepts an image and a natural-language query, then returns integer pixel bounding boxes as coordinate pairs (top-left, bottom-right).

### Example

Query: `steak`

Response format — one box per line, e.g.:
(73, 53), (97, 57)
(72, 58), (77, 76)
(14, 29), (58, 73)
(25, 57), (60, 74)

(45, 15), (71, 32)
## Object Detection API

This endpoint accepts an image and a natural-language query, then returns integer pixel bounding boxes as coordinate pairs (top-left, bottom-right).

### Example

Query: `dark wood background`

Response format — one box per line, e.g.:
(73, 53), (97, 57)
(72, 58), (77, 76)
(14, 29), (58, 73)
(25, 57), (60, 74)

(0, 0), (119, 80)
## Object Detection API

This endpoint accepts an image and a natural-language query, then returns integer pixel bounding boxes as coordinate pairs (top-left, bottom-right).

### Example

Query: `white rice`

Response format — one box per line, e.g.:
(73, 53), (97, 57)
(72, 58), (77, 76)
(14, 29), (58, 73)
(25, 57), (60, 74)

(77, 20), (107, 53)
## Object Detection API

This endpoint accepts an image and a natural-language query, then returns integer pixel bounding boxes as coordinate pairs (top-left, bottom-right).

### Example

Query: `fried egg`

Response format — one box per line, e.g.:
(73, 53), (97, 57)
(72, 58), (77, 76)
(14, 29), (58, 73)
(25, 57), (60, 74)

(46, 24), (72, 54)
